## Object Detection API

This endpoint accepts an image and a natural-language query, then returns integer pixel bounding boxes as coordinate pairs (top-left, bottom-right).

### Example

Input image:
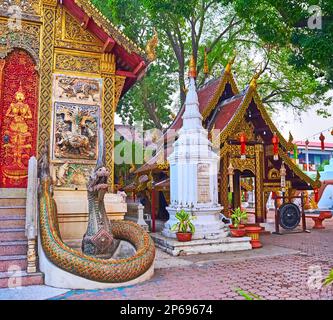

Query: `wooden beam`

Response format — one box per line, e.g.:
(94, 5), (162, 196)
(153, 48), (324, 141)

(103, 37), (116, 53)
(133, 61), (146, 76)
(115, 70), (137, 78)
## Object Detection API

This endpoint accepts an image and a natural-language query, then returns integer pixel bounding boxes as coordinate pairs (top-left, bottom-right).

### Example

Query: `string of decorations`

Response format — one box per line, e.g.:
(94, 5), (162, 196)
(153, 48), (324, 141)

(301, 126), (333, 152)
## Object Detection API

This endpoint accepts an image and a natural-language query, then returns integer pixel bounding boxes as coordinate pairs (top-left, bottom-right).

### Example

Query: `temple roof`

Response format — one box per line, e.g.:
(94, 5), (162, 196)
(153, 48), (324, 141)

(132, 65), (318, 190)
(171, 71), (239, 130)
(62, 0), (152, 96)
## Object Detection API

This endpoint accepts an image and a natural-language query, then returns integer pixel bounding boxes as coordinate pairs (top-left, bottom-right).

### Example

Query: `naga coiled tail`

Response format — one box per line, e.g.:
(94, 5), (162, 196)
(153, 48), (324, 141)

(39, 177), (155, 283)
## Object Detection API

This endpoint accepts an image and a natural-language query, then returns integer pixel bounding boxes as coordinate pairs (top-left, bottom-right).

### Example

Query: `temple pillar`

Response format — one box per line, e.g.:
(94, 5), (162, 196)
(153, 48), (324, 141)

(38, 0), (57, 156)
(255, 144), (265, 223)
(221, 156), (229, 216)
(233, 171), (241, 209)
(101, 53), (126, 192)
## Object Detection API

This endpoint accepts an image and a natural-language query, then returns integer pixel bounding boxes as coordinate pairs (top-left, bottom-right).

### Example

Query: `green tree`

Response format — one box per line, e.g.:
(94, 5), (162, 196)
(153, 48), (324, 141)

(93, 0), (332, 128)
(224, 0), (333, 89)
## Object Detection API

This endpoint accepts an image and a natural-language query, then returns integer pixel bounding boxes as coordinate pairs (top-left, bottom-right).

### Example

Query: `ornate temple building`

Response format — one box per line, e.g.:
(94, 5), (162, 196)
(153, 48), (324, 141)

(129, 58), (321, 225)
(0, 0), (154, 190)
(0, 0), (155, 288)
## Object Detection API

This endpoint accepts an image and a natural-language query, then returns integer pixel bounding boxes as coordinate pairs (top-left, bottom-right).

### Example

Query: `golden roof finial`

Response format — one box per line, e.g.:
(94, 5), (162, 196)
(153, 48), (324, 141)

(225, 52), (236, 74)
(204, 48), (209, 76)
(188, 54), (197, 78)
(288, 131), (294, 144)
(250, 64), (263, 89)
(145, 29), (159, 61)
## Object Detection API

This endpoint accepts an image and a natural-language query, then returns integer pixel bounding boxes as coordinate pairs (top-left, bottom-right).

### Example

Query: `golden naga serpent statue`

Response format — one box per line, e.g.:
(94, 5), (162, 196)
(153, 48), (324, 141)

(38, 143), (155, 283)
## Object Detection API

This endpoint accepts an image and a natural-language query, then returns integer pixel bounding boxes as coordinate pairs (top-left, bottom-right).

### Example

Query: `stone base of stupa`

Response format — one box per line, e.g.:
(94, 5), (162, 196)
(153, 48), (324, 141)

(151, 233), (252, 256)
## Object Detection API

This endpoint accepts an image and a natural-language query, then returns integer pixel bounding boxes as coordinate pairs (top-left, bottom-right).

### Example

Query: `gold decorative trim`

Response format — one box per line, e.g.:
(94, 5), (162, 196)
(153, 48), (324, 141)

(54, 50), (101, 75)
(101, 53), (116, 75)
(202, 72), (239, 120)
(217, 87), (291, 152)
(54, 6), (102, 53)
(279, 149), (319, 188)
(73, 0), (149, 60)
(38, 3), (56, 156)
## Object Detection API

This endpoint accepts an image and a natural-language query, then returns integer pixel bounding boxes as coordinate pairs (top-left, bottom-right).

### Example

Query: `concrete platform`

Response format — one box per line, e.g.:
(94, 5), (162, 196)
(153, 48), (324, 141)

(151, 233), (252, 256)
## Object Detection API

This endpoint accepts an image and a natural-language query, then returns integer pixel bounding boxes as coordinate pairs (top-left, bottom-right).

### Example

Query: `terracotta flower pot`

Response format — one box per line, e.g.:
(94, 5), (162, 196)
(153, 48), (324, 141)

(245, 226), (262, 249)
(176, 232), (192, 242)
(229, 224), (245, 229)
(230, 228), (246, 237)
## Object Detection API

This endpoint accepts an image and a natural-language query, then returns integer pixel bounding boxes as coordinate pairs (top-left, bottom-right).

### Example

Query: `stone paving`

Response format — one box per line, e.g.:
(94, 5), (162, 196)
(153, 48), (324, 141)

(50, 219), (333, 300)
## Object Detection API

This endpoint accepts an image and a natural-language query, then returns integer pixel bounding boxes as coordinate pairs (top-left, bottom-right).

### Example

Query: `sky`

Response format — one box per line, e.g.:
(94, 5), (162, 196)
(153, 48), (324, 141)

(272, 102), (333, 143)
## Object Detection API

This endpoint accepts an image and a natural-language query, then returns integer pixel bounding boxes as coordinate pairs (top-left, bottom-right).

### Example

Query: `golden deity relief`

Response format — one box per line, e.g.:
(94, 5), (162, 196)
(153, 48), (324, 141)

(3, 85), (32, 178)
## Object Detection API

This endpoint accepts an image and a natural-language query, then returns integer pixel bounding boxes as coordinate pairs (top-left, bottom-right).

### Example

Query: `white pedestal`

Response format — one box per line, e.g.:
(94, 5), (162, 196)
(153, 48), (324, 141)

(163, 205), (228, 240)
(152, 233), (252, 256)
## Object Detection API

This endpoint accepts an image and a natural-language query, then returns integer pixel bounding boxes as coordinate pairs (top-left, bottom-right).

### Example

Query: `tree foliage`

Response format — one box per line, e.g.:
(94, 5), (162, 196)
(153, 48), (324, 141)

(92, 0), (332, 129)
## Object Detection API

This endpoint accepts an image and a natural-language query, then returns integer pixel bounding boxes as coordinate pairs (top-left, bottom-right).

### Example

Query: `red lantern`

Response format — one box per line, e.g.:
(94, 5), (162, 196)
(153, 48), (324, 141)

(314, 188), (319, 203)
(319, 133), (325, 151)
(240, 133), (247, 160)
(272, 132), (279, 160)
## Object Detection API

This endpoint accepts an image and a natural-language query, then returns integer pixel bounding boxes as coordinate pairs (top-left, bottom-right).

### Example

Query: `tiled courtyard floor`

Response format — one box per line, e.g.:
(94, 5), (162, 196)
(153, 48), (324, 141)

(50, 219), (333, 300)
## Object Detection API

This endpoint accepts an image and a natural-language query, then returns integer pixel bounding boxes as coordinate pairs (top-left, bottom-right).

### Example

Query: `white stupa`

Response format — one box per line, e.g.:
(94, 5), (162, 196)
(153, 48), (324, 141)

(162, 57), (228, 240)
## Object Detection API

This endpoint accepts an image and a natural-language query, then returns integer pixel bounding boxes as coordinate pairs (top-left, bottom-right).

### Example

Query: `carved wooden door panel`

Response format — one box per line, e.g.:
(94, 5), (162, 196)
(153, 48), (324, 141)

(0, 50), (39, 188)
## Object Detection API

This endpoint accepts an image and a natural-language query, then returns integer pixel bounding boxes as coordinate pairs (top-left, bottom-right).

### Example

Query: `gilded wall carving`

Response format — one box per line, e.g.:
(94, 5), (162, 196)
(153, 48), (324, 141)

(0, 21), (41, 66)
(53, 75), (102, 105)
(254, 144), (264, 222)
(38, 3), (56, 156)
(52, 162), (95, 189)
(229, 144), (255, 158)
(54, 6), (102, 53)
(0, 0), (40, 19)
(52, 102), (98, 162)
(102, 76), (115, 191)
(230, 118), (255, 141)
(230, 158), (255, 174)
(55, 52), (100, 74)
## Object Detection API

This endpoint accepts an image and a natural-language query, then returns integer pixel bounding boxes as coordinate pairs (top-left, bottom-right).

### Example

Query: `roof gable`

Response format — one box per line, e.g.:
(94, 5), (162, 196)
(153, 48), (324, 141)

(61, 0), (150, 95)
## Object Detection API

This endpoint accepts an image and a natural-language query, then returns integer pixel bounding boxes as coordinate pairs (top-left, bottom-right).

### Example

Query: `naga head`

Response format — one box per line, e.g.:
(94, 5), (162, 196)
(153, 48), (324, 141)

(87, 113), (109, 196)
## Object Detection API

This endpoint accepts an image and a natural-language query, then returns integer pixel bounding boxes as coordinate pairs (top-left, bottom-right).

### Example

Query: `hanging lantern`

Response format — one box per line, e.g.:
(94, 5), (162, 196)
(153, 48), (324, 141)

(331, 129), (333, 136)
(280, 161), (286, 192)
(228, 162), (234, 193)
(272, 132), (279, 160)
(314, 188), (319, 203)
(239, 133), (247, 160)
(319, 133), (325, 151)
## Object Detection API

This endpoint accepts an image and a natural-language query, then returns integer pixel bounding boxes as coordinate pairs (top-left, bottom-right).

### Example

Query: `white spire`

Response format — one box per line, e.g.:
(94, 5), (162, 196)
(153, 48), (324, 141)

(182, 77), (203, 130)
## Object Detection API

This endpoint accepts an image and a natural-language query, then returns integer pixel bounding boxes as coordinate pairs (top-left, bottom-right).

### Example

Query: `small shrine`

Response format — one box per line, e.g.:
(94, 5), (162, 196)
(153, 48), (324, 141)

(163, 57), (227, 240)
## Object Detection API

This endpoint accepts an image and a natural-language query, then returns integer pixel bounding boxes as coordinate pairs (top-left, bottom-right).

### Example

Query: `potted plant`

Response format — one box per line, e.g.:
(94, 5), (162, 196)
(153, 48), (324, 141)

(230, 207), (248, 237)
(171, 209), (196, 242)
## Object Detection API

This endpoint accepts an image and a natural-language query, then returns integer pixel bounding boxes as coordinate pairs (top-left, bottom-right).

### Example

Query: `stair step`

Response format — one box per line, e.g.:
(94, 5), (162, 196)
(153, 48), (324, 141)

(0, 198), (26, 207)
(0, 206), (26, 217)
(0, 255), (27, 272)
(0, 271), (43, 288)
(0, 228), (26, 241)
(0, 241), (27, 256)
(0, 216), (25, 228)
